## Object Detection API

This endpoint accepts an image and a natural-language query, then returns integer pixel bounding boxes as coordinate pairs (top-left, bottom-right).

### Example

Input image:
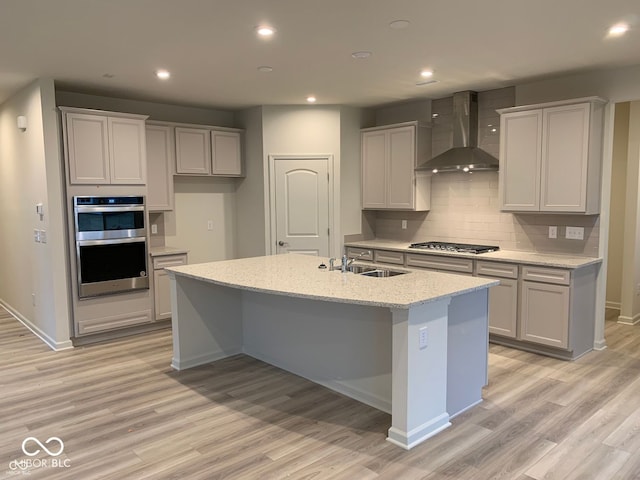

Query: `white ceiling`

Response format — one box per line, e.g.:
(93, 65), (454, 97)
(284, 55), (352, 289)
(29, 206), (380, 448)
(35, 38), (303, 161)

(1, 0), (638, 110)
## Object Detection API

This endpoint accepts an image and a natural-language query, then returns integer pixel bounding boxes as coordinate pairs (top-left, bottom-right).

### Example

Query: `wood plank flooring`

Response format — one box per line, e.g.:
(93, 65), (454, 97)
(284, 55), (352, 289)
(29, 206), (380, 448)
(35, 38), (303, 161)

(2, 307), (640, 479)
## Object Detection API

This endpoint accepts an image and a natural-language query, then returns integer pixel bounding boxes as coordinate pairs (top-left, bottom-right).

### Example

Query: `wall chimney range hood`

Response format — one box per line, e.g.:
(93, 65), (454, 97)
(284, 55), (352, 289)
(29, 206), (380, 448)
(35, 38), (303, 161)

(416, 91), (499, 173)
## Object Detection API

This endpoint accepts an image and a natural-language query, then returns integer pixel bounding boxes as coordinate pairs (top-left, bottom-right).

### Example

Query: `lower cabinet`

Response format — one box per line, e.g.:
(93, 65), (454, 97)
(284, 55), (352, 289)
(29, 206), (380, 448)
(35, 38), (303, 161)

(152, 253), (188, 320)
(345, 245), (597, 359)
(519, 266), (571, 349)
(477, 261), (518, 339)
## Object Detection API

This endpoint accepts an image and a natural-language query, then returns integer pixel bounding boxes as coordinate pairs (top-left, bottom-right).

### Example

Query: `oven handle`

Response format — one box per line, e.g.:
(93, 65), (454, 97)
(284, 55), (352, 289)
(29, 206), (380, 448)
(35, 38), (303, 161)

(74, 205), (145, 213)
(77, 237), (147, 247)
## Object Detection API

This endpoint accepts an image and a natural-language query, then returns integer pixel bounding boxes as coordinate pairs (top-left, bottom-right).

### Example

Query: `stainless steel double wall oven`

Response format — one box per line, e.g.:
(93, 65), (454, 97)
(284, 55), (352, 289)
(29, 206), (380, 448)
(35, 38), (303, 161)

(73, 196), (149, 298)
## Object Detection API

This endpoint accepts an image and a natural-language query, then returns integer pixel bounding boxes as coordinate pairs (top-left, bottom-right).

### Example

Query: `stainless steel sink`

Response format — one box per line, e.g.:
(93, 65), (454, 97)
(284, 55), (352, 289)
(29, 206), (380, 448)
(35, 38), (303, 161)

(348, 265), (378, 274)
(359, 269), (407, 277)
(348, 264), (408, 277)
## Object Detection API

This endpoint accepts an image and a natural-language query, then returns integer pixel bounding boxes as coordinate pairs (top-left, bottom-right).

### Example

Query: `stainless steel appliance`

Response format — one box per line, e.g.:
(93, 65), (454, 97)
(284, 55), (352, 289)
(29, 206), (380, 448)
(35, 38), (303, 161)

(409, 241), (499, 254)
(73, 196), (149, 298)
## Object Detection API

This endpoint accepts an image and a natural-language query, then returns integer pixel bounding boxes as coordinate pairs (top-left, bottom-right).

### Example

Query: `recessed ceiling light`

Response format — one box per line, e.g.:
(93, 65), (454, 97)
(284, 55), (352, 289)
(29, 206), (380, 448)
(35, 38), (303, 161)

(156, 69), (170, 80)
(256, 25), (276, 37)
(257, 66), (273, 73)
(351, 51), (372, 59)
(306, 96), (317, 103)
(420, 69), (434, 78)
(608, 22), (629, 37)
(432, 113), (439, 118)
(389, 20), (410, 30)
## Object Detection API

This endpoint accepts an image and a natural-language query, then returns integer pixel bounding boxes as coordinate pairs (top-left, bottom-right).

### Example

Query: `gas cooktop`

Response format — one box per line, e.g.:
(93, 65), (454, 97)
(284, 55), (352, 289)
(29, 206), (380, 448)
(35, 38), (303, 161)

(408, 241), (500, 254)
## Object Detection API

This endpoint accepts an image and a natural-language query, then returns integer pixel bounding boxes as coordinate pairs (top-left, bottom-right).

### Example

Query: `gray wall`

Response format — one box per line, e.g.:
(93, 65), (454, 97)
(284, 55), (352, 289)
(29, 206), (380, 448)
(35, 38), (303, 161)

(0, 78), (71, 348)
(235, 106), (266, 259)
(607, 102), (630, 309)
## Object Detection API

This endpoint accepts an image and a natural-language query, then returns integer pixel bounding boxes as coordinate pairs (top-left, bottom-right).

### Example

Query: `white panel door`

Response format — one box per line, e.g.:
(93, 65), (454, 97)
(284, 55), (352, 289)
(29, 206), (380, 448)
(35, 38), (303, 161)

(274, 158), (330, 256)
(387, 126), (415, 209)
(361, 131), (387, 208)
(499, 109), (542, 211)
(211, 130), (242, 176)
(108, 116), (146, 184)
(66, 112), (110, 184)
(540, 103), (590, 212)
(175, 127), (210, 174)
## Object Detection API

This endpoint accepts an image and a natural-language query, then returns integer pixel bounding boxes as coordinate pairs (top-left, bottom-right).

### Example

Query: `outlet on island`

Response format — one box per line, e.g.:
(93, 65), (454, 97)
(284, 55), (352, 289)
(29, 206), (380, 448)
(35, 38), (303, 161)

(207, 220), (213, 231)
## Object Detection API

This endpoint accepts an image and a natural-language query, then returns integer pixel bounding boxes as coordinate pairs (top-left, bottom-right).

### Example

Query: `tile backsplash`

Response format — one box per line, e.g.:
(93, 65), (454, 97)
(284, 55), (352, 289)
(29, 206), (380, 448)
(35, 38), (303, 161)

(374, 172), (600, 257)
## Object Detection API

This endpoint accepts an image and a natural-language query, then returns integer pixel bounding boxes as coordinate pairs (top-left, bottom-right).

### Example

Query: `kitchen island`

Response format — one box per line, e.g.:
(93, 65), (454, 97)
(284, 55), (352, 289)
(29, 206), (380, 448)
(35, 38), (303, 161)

(166, 254), (497, 450)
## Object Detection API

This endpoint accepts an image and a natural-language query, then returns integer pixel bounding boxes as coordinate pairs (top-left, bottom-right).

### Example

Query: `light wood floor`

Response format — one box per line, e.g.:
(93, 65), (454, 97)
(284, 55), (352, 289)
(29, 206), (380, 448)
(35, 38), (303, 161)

(2, 307), (640, 479)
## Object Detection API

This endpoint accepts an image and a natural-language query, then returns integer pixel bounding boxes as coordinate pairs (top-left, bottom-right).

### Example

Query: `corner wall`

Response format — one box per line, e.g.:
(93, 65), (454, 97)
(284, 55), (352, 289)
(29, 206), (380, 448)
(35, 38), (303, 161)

(606, 103), (630, 309)
(0, 78), (72, 348)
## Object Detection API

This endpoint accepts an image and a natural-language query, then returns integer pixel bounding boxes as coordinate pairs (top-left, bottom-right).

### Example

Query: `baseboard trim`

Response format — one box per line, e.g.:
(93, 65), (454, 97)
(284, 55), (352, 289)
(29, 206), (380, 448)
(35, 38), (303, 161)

(72, 320), (171, 347)
(171, 348), (241, 371)
(606, 301), (621, 310)
(617, 313), (640, 326)
(0, 299), (73, 351)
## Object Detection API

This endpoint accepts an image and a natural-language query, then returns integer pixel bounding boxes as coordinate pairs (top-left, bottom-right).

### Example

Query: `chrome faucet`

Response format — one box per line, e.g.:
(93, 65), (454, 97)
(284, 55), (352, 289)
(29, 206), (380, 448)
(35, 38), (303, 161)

(341, 251), (369, 272)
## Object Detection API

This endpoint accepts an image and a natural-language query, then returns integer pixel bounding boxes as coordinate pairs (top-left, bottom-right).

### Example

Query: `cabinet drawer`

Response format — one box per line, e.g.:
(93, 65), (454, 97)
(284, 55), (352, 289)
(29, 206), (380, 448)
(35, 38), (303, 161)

(374, 250), (404, 265)
(345, 247), (373, 261)
(477, 261), (518, 279)
(152, 254), (188, 270)
(406, 254), (474, 274)
(522, 266), (570, 285)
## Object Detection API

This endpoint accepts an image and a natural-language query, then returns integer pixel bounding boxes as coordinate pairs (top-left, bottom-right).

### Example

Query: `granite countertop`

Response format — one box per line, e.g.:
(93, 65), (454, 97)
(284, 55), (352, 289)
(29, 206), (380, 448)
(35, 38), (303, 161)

(166, 254), (497, 309)
(149, 246), (189, 257)
(345, 240), (601, 269)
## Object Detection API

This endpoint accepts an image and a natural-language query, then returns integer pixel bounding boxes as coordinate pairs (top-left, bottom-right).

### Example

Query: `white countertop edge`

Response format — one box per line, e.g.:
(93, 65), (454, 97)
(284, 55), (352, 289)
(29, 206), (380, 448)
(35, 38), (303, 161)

(149, 246), (189, 257)
(167, 266), (498, 310)
(345, 241), (602, 269)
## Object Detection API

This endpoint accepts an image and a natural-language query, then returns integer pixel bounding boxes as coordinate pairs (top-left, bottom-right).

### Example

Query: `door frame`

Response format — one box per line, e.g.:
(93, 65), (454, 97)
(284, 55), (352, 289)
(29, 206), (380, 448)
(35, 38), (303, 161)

(266, 154), (337, 257)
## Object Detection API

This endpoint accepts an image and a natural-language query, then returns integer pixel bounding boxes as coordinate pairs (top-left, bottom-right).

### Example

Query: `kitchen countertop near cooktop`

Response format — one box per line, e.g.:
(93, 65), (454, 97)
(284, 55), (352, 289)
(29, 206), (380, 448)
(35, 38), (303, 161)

(166, 254), (497, 309)
(345, 240), (601, 269)
(149, 246), (189, 257)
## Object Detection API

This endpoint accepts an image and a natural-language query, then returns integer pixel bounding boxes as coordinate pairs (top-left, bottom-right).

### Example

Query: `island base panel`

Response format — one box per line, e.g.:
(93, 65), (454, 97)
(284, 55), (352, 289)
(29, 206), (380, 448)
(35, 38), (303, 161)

(447, 289), (489, 417)
(242, 291), (393, 413)
(170, 275), (243, 370)
(389, 300), (451, 449)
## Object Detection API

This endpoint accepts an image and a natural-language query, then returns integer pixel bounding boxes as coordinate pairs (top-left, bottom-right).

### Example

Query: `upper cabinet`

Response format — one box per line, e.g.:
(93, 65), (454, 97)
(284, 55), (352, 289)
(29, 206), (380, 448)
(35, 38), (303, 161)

(361, 121), (431, 211)
(175, 126), (243, 177)
(497, 97), (606, 214)
(60, 107), (148, 185)
(146, 124), (175, 211)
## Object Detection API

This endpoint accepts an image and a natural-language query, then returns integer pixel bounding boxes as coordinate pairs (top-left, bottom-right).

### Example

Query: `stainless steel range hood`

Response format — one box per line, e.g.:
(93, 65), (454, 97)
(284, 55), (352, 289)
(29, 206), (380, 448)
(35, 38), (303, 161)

(416, 90), (499, 173)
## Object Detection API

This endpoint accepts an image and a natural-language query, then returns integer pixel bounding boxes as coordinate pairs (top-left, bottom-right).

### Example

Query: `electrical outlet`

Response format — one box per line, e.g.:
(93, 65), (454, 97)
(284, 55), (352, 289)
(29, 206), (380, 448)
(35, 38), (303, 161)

(32, 293), (36, 306)
(566, 226), (585, 240)
(401, 220), (408, 230)
(39, 230), (47, 243)
(151, 224), (158, 234)
(418, 326), (428, 349)
(548, 226), (557, 239)
(636, 284), (640, 296)
(207, 220), (213, 231)
(33, 229), (40, 243)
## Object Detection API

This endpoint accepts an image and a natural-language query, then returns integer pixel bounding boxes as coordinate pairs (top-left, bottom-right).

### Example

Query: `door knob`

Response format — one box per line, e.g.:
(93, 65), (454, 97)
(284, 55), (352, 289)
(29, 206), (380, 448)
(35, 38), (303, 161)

(278, 240), (289, 246)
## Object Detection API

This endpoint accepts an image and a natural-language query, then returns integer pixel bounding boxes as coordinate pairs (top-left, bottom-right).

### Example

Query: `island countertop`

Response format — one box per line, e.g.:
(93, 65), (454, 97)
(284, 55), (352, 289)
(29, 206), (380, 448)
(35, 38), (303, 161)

(166, 253), (497, 309)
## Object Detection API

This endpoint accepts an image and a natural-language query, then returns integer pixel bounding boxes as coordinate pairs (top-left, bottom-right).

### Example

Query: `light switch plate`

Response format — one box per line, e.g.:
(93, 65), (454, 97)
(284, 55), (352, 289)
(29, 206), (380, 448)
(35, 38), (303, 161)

(566, 226), (585, 240)
(548, 226), (557, 239)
